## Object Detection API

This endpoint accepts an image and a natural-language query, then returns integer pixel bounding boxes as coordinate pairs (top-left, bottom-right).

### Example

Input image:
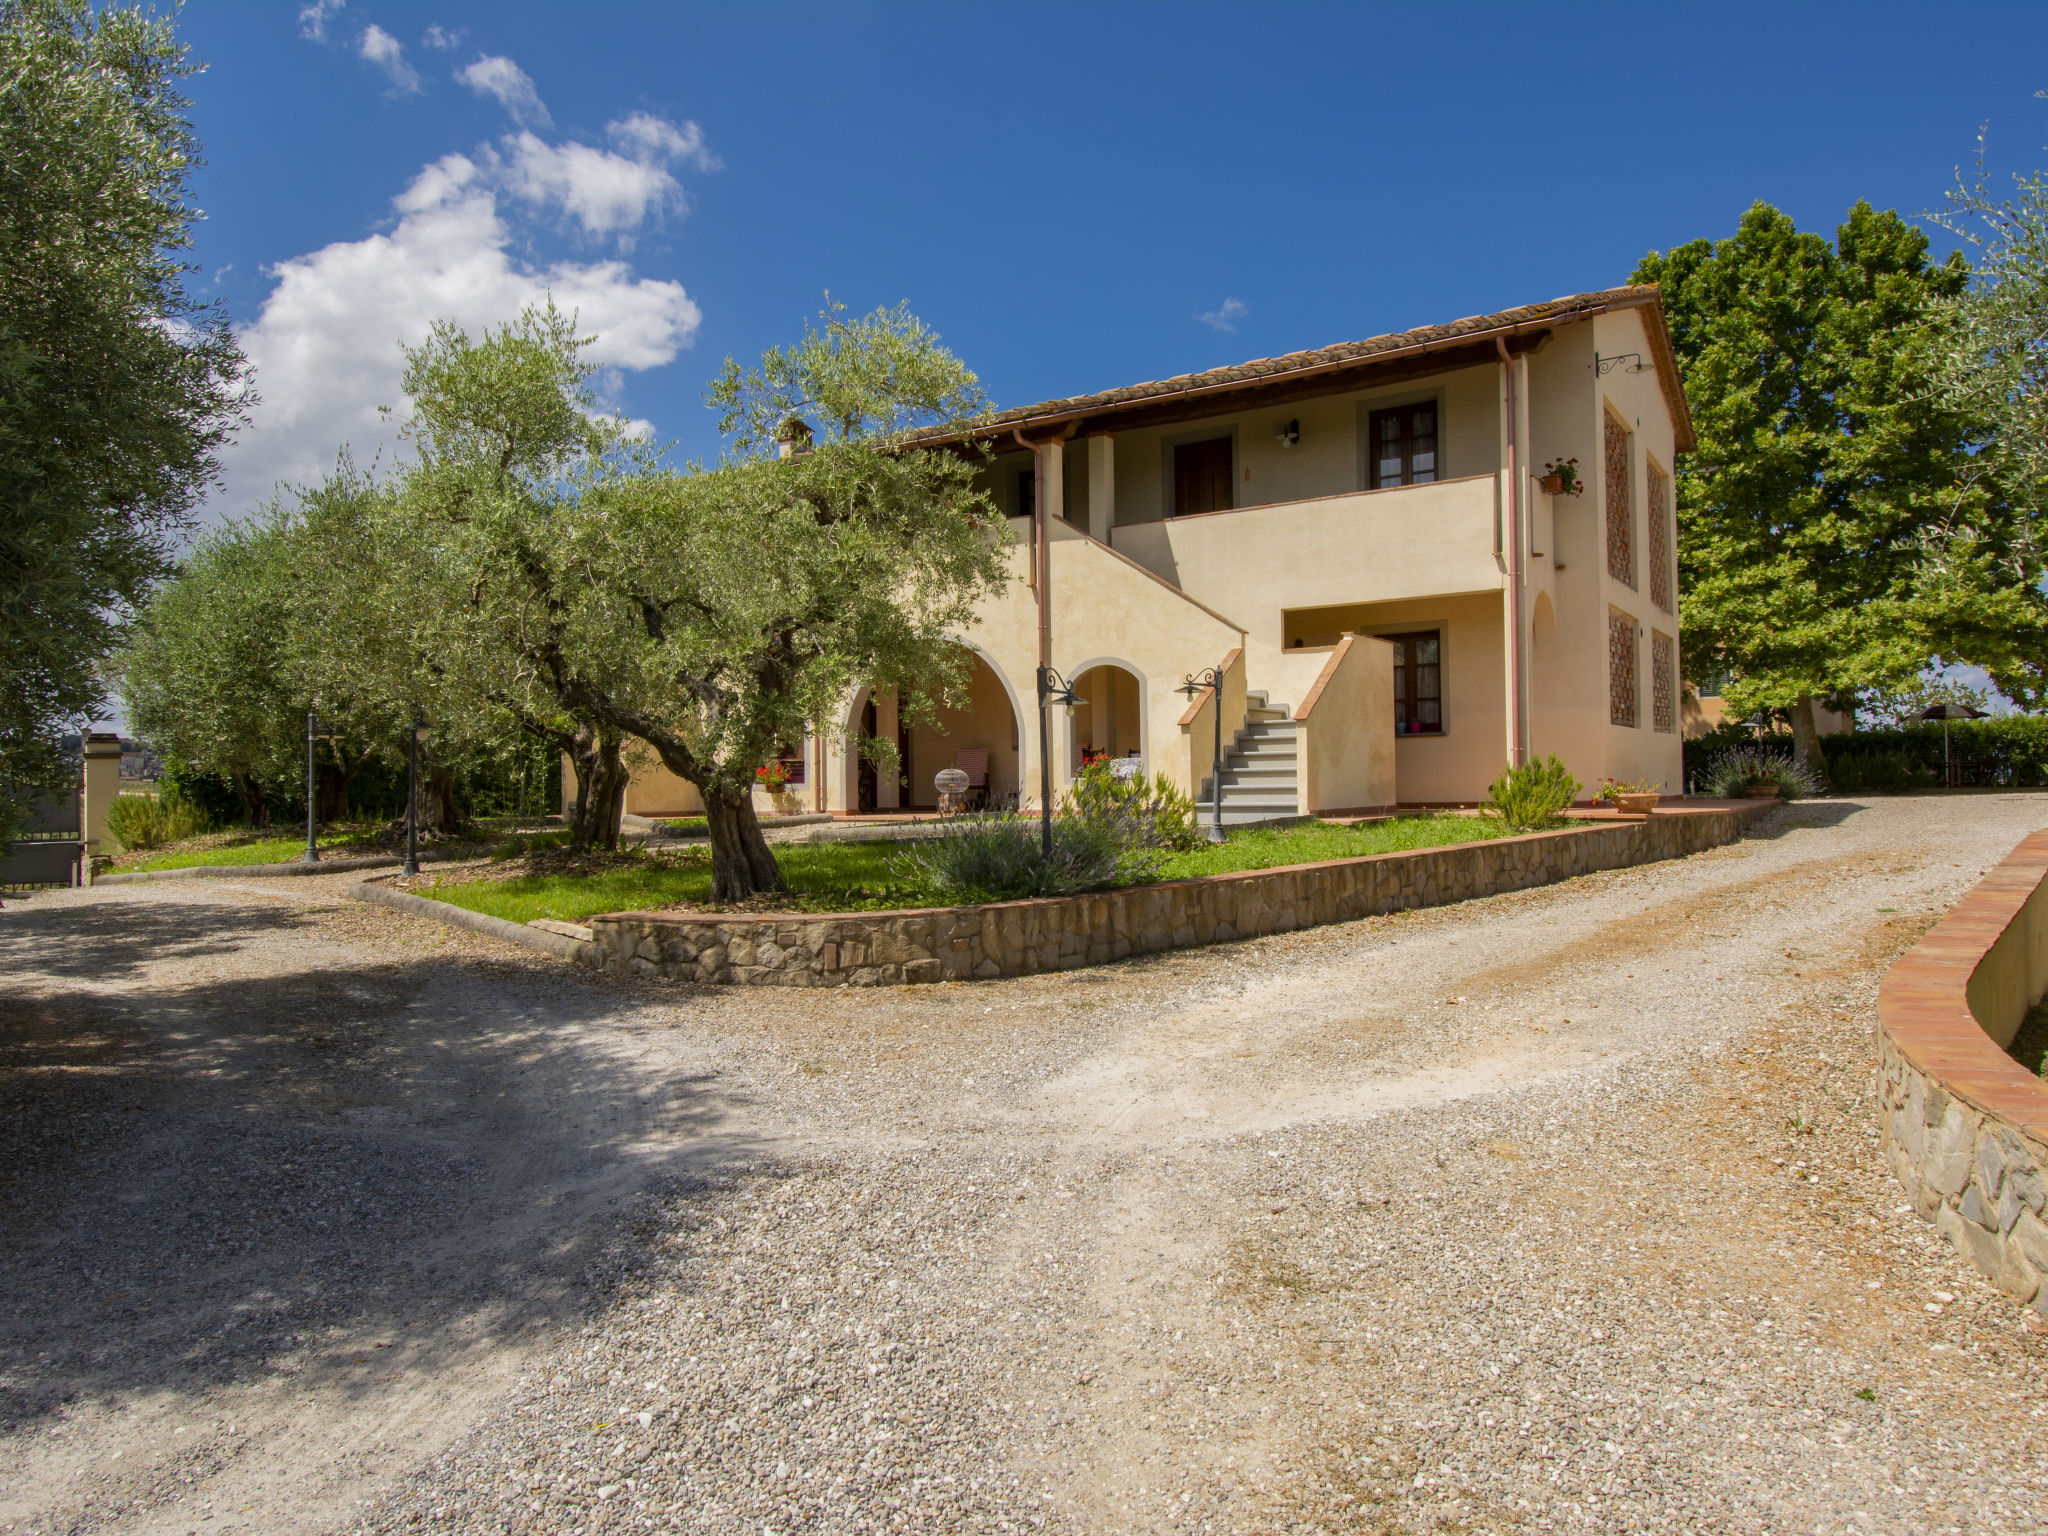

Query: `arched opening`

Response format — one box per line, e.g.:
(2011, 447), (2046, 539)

(844, 648), (1022, 812)
(1068, 662), (1143, 775)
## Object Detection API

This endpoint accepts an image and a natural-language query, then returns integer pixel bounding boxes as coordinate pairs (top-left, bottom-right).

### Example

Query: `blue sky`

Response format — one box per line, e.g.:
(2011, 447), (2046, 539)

(179, 1), (2048, 517)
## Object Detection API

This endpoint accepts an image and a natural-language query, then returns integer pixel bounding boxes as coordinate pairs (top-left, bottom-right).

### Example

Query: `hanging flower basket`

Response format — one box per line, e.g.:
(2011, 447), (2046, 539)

(1540, 457), (1583, 497)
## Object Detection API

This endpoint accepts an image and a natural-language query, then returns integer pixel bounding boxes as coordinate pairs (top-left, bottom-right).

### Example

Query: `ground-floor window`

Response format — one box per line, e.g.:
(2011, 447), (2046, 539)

(1609, 609), (1639, 728)
(1651, 631), (1676, 734)
(1388, 631), (1443, 735)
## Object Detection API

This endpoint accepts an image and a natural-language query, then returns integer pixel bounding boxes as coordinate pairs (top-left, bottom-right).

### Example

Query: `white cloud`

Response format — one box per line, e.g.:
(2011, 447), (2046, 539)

(609, 111), (720, 172)
(456, 54), (550, 128)
(421, 23), (466, 50)
(359, 24), (422, 95)
(215, 151), (702, 517)
(298, 0), (343, 42)
(498, 132), (681, 241)
(1196, 298), (1248, 333)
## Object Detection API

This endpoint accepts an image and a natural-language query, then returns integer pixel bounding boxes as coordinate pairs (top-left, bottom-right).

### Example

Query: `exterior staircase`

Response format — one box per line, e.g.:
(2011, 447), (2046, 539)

(1194, 691), (1304, 827)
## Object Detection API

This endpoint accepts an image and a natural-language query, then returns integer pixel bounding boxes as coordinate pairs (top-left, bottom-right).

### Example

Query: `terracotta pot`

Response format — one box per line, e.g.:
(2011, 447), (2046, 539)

(1539, 473), (1566, 496)
(1743, 783), (1781, 800)
(1612, 791), (1661, 815)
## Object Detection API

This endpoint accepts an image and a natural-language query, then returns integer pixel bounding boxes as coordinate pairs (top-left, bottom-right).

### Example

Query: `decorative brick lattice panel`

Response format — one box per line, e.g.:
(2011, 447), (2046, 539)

(1651, 631), (1676, 733)
(1609, 609), (1639, 727)
(1647, 460), (1673, 613)
(1605, 413), (1635, 588)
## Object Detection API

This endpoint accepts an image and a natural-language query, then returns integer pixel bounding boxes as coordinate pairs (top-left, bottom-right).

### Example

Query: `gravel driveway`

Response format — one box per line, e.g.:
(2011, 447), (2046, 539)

(4, 794), (2048, 1536)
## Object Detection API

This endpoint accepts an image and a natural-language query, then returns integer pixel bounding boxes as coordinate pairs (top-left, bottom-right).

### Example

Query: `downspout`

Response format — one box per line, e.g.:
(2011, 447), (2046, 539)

(1012, 428), (1050, 680)
(1496, 337), (1528, 768)
(1015, 428), (1051, 818)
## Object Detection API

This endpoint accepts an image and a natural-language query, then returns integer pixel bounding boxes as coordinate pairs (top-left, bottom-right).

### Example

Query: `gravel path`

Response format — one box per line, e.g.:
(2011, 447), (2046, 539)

(5, 794), (2048, 1535)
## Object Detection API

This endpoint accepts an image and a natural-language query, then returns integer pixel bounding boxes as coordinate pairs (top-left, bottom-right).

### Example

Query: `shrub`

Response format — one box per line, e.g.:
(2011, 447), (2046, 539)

(895, 812), (1163, 903)
(1825, 748), (1935, 795)
(1063, 760), (1203, 851)
(106, 791), (209, 851)
(1484, 755), (1581, 830)
(1701, 746), (1824, 801)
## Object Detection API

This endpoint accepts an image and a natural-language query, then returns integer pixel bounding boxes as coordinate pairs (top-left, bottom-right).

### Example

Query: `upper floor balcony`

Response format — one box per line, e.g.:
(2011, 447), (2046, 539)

(1106, 472), (1504, 612)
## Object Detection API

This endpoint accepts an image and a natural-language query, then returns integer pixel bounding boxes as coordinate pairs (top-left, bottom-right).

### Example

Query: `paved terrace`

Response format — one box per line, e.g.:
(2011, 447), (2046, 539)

(2, 794), (2045, 1535)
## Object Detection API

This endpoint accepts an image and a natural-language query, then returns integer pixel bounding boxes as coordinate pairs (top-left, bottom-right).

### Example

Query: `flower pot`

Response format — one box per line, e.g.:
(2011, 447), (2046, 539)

(1743, 783), (1781, 800)
(1612, 791), (1661, 815)
(1539, 473), (1566, 496)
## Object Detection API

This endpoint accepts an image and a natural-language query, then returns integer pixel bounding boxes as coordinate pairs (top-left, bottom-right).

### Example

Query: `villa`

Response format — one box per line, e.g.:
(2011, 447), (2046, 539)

(621, 283), (1693, 822)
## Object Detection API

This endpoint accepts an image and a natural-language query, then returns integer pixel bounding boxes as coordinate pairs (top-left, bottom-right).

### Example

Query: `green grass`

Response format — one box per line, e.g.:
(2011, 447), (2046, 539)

(1156, 812), (1523, 879)
(422, 812), (1529, 925)
(124, 830), (389, 871)
(425, 841), (917, 925)
(654, 817), (708, 836)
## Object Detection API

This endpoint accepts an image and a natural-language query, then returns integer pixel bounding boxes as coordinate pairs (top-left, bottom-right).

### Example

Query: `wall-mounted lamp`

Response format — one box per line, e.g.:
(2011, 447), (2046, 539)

(1275, 418), (1300, 446)
(1594, 352), (1649, 378)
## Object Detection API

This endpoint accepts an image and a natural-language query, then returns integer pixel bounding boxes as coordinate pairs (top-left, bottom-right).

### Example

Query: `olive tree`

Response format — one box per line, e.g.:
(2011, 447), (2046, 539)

(389, 299), (1006, 897)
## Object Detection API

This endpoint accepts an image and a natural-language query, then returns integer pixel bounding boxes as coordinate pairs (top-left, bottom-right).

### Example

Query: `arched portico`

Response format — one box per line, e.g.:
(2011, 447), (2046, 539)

(1064, 657), (1146, 776)
(838, 644), (1024, 812)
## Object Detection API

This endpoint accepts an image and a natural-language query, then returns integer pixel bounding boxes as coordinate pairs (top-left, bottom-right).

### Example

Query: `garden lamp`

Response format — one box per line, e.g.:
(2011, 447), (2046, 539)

(1178, 668), (1228, 844)
(302, 710), (339, 864)
(1035, 667), (1080, 859)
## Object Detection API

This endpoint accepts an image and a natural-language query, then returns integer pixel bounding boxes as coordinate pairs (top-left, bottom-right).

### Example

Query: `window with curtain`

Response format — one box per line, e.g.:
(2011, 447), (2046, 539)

(1368, 402), (1439, 488)
(1388, 631), (1443, 735)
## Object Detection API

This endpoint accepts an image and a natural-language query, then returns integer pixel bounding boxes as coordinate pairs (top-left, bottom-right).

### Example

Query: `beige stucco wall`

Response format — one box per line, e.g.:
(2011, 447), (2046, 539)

(1277, 592), (1505, 803)
(1293, 635), (1397, 813)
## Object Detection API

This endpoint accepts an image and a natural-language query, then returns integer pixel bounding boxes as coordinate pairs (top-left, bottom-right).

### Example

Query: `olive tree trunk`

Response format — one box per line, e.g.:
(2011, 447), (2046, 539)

(565, 725), (627, 851)
(701, 783), (784, 903)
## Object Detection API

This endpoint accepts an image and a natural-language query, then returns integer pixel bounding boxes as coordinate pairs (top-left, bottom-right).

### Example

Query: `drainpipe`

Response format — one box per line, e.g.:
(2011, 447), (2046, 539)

(1496, 337), (1528, 768)
(1015, 428), (1052, 819)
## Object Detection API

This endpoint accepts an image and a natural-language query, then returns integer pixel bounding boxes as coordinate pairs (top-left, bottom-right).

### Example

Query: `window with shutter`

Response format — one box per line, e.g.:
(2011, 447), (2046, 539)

(1651, 632), (1676, 734)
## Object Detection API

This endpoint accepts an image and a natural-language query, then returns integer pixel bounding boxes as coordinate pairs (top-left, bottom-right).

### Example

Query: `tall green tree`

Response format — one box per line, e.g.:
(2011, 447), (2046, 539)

(1634, 201), (2029, 768)
(0, 0), (245, 837)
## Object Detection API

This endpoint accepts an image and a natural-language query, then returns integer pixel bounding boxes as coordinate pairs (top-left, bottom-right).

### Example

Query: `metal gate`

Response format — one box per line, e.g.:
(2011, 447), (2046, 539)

(0, 788), (84, 890)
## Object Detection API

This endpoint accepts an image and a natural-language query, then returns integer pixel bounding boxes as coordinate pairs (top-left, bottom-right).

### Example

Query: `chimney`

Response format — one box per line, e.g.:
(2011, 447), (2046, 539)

(774, 416), (814, 460)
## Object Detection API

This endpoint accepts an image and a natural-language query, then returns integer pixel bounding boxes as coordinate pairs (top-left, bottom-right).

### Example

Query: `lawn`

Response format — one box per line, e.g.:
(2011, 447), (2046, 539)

(422, 812), (1527, 926)
(119, 828), (391, 871)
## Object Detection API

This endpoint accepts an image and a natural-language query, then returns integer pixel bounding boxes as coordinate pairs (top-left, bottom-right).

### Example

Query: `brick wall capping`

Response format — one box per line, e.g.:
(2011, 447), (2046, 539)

(1877, 828), (2048, 1143)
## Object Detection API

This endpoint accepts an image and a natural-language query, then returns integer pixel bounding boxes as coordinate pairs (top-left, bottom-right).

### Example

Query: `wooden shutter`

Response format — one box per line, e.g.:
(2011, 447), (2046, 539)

(1604, 413), (1635, 588)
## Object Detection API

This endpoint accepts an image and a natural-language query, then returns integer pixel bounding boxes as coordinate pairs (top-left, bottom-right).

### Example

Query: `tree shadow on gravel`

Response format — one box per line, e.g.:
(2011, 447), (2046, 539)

(0, 887), (313, 982)
(0, 913), (761, 1435)
(1741, 799), (1862, 837)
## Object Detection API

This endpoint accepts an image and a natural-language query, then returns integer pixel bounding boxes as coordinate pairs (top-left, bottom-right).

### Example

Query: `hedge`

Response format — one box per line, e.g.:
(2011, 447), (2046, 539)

(1683, 717), (2048, 794)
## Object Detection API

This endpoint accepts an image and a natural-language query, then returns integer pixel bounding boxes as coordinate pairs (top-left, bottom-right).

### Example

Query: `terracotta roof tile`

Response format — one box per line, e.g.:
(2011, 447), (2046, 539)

(907, 283), (1695, 452)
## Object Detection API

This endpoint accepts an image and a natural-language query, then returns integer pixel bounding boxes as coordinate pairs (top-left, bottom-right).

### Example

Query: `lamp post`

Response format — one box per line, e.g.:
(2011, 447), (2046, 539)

(302, 710), (325, 863)
(1035, 665), (1079, 858)
(404, 719), (430, 876)
(1178, 667), (1228, 844)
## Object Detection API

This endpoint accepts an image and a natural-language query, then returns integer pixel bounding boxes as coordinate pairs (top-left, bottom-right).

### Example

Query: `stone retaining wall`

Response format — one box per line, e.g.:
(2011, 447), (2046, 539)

(590, 802), (1772, 987)
(1877, 828), (2048, 1313)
